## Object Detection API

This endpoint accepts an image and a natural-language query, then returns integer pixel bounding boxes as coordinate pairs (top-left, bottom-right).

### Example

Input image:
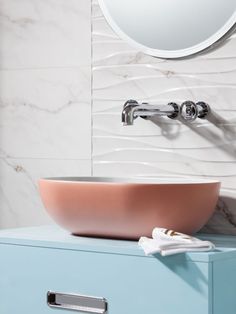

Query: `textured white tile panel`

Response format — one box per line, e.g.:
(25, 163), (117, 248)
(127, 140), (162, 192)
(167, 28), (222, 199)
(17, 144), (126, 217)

(0, 158), (91, 229)
(93, 160), (235, 188)
(0, 0), (91, 68)
(93, 66), (236, 113)
(92, 0), (236, 234)
(0, 67), (91, 159)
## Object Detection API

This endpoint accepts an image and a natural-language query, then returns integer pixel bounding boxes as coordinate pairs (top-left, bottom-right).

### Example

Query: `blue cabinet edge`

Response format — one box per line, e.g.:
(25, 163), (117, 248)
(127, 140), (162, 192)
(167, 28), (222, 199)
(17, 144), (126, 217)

(0, 225), (235, 262)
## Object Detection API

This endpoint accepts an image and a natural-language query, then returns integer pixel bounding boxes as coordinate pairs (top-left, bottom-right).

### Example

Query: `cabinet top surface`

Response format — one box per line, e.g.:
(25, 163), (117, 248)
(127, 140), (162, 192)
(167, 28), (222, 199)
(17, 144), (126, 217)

(0, 225), (235, 262)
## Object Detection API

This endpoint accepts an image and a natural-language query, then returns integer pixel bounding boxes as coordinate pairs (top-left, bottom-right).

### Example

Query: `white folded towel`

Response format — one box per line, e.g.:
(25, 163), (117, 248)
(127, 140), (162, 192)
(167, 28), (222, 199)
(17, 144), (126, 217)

(139, 228), (215, 256)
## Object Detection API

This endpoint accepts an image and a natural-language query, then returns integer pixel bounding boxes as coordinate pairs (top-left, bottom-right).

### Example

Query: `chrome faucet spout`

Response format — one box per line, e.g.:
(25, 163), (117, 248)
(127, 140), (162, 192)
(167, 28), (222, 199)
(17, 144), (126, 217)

(121, 100), (139, 126)
(122, 100), (179, 126)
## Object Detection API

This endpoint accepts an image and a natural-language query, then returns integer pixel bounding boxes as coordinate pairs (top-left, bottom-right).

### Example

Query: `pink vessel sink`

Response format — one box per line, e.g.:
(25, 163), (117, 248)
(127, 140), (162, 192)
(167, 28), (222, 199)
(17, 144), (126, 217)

(39, 177), (220, 240)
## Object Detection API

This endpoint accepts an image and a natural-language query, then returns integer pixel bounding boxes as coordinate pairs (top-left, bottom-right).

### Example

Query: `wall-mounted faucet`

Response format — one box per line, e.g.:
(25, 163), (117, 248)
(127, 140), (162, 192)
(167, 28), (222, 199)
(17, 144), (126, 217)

(122, 100), (210, 125)
(122, 100), (179, 126)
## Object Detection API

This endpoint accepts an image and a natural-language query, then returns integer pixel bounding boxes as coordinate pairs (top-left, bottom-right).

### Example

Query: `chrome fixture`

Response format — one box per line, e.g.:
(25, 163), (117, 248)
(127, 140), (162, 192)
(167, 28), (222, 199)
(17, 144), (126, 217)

(180, 101), (210, 122)
(122, 100), (210, 125)
(47, 291), (108, 313)
(122, 100), (179, 126)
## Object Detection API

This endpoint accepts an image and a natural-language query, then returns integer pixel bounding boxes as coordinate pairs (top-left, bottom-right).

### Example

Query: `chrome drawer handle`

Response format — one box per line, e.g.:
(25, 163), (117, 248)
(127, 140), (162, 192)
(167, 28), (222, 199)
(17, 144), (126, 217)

(47, 291), (108, 313)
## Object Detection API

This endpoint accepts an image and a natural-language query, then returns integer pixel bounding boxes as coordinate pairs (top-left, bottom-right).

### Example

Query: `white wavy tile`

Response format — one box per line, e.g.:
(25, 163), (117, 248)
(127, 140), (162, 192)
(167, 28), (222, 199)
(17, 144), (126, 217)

(0, 158), (91, 229)
(0, 0), (91, 69)
(93, 109), (236, 129)
(93, 139), (236, 163)
(92, 1), (236, 234)
(93, 160), (236, 189)
(0, 67), (91, 159)
(93, 65), (236, 90)
(93, 111), (236, 162)
(146, 58), (236, 75)
(93, 73), (236, 111)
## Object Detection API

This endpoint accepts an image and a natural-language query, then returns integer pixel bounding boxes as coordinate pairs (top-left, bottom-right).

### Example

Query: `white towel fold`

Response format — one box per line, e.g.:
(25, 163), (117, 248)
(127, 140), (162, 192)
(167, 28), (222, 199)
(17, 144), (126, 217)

(139, 228), (215, 256)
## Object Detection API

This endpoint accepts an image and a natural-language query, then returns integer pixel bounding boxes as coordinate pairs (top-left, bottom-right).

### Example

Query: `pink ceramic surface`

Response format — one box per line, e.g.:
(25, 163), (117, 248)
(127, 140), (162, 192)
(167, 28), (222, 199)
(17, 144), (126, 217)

(39, 177), (220, 240)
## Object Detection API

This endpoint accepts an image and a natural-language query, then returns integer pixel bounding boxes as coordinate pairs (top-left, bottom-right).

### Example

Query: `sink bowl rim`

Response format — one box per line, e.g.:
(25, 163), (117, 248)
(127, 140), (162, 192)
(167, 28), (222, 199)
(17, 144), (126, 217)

(39, 176), (220, 185)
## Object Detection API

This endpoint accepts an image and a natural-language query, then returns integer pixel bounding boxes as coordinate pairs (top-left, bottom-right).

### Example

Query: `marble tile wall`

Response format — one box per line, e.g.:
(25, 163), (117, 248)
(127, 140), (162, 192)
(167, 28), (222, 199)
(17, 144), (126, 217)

(1, 0), (236, 234)
(0, 0), (91, 228)
(92, 0), (236, 234)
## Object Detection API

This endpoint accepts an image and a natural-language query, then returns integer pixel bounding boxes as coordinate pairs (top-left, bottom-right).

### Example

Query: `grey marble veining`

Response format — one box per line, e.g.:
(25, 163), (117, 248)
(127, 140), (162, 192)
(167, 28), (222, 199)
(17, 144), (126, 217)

(92, 0), (236, 235)
(0, 158), (91, 229)
(0, 0), (91, 69)
(0, 0), (92, 228)
(0, 67), (91, 159)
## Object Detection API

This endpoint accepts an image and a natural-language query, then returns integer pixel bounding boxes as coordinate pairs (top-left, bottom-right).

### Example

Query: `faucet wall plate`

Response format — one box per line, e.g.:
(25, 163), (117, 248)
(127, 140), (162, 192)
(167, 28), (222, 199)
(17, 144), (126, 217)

(167, 102), (179, 119)
(196, 101), (211, 119)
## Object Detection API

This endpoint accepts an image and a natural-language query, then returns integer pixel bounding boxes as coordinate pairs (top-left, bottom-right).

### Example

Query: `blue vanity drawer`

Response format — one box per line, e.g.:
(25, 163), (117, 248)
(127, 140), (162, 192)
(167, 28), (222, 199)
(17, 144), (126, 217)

(0, 243), (210, 314)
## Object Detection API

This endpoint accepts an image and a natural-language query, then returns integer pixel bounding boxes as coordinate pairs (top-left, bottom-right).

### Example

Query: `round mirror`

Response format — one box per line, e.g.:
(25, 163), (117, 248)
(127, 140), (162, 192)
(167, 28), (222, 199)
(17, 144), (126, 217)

(98, 0), (236, 59)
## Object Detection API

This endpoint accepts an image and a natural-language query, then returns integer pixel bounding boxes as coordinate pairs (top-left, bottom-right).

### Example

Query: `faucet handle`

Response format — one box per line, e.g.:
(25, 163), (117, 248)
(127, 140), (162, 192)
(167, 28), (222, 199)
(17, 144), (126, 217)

(180, 101), (210, 122)
(180, 101), (198, 121)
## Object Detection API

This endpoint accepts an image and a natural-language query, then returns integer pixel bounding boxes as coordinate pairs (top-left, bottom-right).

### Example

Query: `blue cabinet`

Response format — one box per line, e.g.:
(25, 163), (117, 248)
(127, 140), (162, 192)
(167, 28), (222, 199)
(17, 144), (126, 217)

(0, 226), (235, 314)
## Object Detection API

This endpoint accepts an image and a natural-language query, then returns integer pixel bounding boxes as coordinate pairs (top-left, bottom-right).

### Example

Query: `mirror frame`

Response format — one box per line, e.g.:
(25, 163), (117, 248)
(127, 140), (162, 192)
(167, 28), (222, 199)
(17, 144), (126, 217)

(98, 0), (236, 59)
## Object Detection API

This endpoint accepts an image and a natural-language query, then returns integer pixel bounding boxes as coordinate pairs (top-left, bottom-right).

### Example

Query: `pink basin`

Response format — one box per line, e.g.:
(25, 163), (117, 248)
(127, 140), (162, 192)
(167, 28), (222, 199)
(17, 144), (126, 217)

(39, 177), (220, 240)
